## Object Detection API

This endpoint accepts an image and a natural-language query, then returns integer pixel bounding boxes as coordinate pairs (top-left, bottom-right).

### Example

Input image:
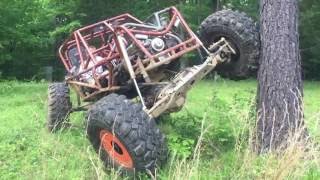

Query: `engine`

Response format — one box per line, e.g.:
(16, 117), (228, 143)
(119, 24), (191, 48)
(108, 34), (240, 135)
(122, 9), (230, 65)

(126, 33), (182, 64)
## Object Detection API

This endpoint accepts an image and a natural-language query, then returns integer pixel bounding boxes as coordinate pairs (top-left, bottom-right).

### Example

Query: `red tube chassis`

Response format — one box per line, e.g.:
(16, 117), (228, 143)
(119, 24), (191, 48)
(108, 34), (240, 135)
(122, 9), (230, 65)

(59, 7), (201, 101)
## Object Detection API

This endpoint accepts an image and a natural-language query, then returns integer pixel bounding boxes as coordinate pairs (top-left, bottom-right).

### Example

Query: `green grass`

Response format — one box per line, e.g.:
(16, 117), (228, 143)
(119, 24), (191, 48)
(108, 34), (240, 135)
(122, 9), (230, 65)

(0, 79), (319, 179)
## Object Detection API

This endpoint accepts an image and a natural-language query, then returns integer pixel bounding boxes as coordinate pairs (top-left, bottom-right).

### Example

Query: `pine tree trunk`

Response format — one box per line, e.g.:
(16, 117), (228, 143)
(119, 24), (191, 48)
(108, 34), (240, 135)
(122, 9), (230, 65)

(256, 0), (306, 153)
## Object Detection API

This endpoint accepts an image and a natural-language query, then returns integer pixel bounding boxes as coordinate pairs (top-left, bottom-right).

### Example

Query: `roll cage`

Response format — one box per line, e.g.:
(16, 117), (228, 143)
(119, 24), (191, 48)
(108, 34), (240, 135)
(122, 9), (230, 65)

(58, 7), (201, 101)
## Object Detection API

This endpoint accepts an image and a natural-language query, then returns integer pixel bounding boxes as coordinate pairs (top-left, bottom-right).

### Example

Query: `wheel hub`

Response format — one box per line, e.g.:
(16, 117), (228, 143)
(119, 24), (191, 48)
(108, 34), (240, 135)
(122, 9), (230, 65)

(99, 130), (133, 168)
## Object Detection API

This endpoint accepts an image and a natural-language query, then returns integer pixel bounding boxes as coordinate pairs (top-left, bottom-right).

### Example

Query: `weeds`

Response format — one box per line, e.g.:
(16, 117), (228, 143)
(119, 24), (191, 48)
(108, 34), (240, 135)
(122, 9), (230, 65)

(0, 80), (319, 179)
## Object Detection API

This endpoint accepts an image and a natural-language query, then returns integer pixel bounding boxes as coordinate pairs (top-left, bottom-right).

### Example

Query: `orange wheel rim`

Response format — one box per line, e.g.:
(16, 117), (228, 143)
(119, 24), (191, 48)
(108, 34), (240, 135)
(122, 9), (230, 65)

(99, 130), (133, 168)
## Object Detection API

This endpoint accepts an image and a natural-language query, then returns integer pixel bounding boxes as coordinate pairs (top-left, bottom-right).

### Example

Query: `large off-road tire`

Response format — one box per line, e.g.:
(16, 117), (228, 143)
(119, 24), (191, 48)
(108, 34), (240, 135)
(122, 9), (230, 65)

(86, 94), (168, 174)
(198, 10), (260, 79)
(47, 82), (72, 132)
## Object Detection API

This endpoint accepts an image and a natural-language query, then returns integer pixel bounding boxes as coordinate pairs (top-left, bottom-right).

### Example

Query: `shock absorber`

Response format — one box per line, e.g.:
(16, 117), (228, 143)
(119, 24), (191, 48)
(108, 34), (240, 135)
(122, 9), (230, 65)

(116, 35), (147, 109)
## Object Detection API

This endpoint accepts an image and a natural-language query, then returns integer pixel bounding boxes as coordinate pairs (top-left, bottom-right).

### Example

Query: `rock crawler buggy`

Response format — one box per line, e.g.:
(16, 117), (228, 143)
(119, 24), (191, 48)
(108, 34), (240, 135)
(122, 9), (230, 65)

(47, 7), (259, 173)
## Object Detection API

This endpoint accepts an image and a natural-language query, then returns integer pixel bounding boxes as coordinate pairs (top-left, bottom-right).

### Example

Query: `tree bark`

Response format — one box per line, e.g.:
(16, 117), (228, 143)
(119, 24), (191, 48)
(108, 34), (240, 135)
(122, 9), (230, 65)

(256, 0), (306, 153)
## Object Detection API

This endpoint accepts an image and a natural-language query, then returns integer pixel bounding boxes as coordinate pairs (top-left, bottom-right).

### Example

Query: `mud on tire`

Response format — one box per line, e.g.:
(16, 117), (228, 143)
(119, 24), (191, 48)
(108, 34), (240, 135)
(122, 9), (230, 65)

(86, 94), (168, 174)
(47, 82), (72, 132)
(198, 9), (260, 79)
